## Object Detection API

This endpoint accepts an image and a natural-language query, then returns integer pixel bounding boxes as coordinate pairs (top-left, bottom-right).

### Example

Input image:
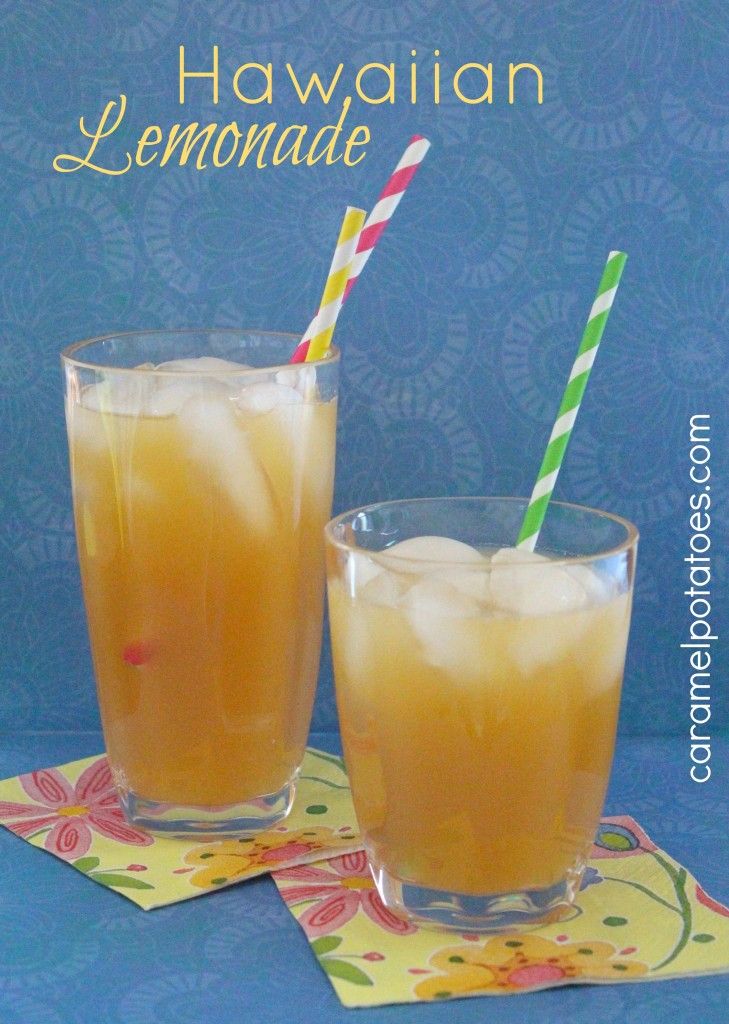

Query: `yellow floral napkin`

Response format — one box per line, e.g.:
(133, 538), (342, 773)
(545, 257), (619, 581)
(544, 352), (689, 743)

(0, 747), (359, 909)
(273, 816), (729, 1007)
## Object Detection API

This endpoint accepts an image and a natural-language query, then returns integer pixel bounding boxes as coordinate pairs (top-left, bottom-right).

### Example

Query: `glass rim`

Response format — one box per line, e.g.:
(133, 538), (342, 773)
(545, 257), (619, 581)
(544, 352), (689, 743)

(325, 495), (639, 568)
(60, 328), (340, 375)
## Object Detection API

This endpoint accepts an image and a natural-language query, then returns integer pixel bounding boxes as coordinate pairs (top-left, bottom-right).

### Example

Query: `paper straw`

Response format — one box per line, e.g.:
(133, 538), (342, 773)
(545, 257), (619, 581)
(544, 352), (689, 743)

(516, 250), (628, 551)
(343, 134), (431, 301)
(303, 206), (366, 363)
(290, 135), (431, 363)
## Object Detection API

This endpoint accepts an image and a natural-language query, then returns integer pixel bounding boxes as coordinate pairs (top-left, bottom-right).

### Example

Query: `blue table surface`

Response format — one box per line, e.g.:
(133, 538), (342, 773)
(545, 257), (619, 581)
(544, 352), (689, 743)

(1, 731), (727, 1024)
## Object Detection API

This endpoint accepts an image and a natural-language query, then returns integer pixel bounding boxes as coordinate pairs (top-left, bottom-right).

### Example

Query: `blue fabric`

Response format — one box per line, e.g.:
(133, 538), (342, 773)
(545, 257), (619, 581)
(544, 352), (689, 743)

(1, 732), (728, 1022)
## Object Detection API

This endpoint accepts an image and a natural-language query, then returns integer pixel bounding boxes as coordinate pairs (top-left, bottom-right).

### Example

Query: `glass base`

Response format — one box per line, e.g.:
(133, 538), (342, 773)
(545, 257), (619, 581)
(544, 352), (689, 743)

(118, 776), (297, 839)
(371, 860), (585, 932)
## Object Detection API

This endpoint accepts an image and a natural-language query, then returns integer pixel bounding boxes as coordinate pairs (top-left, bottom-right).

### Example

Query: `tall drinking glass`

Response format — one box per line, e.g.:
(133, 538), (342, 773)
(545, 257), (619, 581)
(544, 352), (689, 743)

(62, 330), (338, 835)
(326, 497), (637, 930)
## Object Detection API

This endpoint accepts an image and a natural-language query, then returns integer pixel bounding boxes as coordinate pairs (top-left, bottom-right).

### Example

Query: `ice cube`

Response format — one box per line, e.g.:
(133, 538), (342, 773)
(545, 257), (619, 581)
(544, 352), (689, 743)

(176, 395), (275, 534)
(489, 547), (589, 616)
(403, 577), (484, 676)
(235, 382), (303, 416)
(378, 535), (487, 575)
(430, 567), (491, 604)
(566, 563), (611, 603)
(506, 615), (582, 675)
(491, 546), (547, 567)
(404, 577), (481, 620)
(156, 357), (251, 374)
(81, 365), (241, 419)
(360, 569), (405, 607)
(148, 379), (234, 417)
(156, 356), (261, 392)
(343, 552), (406, 606)
(81, 377), (153, 416)
(584, 593), (631, 693)
(276, 365), (317, 399)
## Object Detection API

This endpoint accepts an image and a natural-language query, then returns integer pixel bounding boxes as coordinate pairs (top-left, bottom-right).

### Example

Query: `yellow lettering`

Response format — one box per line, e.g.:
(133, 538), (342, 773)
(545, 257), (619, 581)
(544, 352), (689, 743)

(232, 63), (273, 104)
(135, 124), (162, 167)
(160, 122), (218, 169)
(453, 62), (493, 104)
(237, 122), (278, 168)
(179, 45), (219, 104)
(272, 124), (308, 165)
(343, 125), (370, 166)
(307, 97), (352, 165)
(212, 122), (243, 167)
(509, 62), (544, 104)
(286, 63), (343, 104)
(53, 95), (132, 176)
(355, 63), (395, 105)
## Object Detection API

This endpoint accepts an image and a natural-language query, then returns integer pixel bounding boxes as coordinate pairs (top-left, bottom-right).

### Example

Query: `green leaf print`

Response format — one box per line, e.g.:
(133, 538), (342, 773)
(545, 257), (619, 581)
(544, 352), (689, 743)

(73, 856), (101, 873)
(312, 935), (343, 956)
(650, 855), (692, 971)
(320, 958), (373, 986)
(90, 872), (154, 890)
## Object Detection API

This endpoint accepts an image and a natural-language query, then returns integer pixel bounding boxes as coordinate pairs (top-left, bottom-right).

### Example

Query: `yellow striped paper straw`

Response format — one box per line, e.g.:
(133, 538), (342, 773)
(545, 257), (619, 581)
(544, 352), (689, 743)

(305, 206), (366, 363)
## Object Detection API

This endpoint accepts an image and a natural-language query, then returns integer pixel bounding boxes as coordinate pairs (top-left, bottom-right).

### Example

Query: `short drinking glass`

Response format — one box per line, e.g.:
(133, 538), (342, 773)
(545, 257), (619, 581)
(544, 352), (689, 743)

(326, 497), (637, 930)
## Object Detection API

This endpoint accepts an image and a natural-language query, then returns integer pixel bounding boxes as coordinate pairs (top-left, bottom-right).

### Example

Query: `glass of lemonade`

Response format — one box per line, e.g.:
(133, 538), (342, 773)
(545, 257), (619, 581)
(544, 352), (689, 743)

(326, 496), (638, 930)
(62, 330), (338, 835)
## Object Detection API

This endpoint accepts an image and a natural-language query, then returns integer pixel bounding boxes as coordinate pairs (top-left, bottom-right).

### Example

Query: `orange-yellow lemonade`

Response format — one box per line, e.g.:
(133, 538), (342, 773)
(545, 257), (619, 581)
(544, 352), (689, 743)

(65, 342), (337, 829)
(327, 503), (636, 927)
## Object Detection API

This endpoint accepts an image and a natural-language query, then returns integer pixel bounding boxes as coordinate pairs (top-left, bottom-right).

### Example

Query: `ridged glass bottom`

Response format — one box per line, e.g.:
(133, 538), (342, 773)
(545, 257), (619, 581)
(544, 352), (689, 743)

(118, 776), (297, 839)
(371, 858), (586, 932)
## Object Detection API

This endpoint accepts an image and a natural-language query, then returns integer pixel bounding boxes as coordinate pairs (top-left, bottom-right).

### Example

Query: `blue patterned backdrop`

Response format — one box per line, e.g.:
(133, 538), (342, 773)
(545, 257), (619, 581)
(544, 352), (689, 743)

(0, 1), (726, 736)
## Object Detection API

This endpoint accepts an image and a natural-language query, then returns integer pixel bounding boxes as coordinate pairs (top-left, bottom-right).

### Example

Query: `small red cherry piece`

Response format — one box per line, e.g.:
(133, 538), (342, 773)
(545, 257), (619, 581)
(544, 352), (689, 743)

(123, 641), (155, 666)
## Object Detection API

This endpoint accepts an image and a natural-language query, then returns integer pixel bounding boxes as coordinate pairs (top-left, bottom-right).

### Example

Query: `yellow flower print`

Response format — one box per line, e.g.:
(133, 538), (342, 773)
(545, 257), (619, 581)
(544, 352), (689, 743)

(415, 934), (649, 999)
(184, 826), (343, 889)
(244, 826), (342, 868)
(184, 840), (256, 889)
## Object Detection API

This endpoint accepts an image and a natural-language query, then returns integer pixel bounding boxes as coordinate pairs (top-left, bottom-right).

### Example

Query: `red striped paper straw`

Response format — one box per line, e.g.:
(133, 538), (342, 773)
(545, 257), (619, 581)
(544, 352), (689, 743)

(290, 134), (431, 363)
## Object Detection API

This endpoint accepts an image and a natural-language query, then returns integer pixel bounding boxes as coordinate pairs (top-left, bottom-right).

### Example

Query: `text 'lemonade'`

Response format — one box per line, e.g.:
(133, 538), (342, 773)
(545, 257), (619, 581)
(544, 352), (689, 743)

(328, 521), (633, 918)
(67, 352), (336, 816)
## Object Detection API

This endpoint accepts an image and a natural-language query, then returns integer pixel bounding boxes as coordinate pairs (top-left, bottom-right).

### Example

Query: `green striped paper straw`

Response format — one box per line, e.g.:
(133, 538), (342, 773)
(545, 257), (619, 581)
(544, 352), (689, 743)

(516, 250), (628, 551)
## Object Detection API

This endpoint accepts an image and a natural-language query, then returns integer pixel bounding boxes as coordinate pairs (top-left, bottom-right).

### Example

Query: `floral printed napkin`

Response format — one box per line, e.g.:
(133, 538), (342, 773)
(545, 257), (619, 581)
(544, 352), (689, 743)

(273, 816), (729, 1007)
(0, 747), (360, 909)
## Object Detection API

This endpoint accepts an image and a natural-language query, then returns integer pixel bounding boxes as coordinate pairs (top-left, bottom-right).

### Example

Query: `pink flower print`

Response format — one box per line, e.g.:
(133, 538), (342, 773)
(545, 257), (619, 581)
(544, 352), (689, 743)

(0, 757), (153, 860)
(275, 851), (416, 937)
(257, 841), (319, 865)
